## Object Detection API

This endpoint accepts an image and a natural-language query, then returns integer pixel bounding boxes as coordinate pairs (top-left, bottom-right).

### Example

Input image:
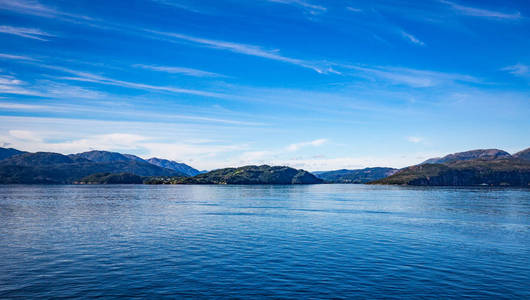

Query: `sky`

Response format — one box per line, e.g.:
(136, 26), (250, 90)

(0, 0), (529, 171)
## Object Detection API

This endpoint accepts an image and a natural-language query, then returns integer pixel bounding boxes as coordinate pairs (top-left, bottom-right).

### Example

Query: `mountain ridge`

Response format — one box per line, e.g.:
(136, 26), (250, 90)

(146, 157), (200, 176)
(0, 147), (27, 161)
(421, 149), (511, 165)
(0, 150), (184, 183)
(372, 156), (530, 186)
(147, 165), (323, 185)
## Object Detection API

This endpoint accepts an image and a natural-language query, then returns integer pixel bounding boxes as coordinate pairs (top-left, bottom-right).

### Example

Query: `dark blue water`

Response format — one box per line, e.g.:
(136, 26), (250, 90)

(0, 185), (529, 298)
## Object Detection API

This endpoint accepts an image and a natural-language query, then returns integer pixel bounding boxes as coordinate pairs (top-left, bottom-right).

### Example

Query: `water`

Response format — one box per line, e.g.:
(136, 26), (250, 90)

(0, 184), (529, 299)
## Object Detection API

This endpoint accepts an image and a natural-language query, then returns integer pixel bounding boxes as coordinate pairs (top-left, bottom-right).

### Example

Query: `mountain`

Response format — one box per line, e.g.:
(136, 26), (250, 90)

(315, 168), (398, 183)
(156, 165), (323, 184)
(0, 147), (27, 161)
(422, 149), (511, 164)
(76, 173), (144, 184)
(146, 158), (200, 176)
(5, 152), (90, 166)
(371, 157), (530, 186)
(513, 148), (530, 161)
(69, 150), (144, 163)
(0, 151), (183, 184)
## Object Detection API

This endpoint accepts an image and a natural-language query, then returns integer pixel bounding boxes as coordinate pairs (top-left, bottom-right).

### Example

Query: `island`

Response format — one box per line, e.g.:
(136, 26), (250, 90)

(145, 165), (323, 185)
(371, 148), (530, 186)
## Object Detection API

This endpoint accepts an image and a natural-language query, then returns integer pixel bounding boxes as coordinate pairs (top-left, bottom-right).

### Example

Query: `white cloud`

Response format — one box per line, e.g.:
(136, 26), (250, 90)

(0, 0), (93, 21)
(0, 74), (43, 96)
(0, 102), (49, 110)
(502, 64), (529, 76)
(0, 25), (54, 41)
(0, 53), (37, 61)
(238, 151), (275, 162)
(151, 0), (205, 14)
(133, 64), (226, 78)
(1, 127), (247, 164)
(233, 154), (438, 171)
(148, 30), (330, 73)
(0, 0), (58, 17)
(346, 7), (362, 13)
(0, 74), (109, 98)
(407, 136), (422, 143)
(0, 100), (265, 126)
(0, 116), (255, 169)
(9, 129), (42, 142)
(440, 0), (522, 20)
(400, 30), (425, 46)
(339, 64), (478, 87)
(0, 75), (24, 86)
(267, 0), (326, 14)
(41, 65), (228, 98)
(286, 138), (327, 151)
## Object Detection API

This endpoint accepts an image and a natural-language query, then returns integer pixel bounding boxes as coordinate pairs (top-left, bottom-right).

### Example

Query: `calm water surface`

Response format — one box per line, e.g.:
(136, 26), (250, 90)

(0, 184), (529, 298)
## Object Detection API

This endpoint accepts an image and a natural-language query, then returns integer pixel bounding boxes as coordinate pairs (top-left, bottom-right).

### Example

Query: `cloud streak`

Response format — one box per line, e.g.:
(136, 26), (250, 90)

(0, 74), (43, 96)
(502, 64), (529, 76)
(0, 25), (54, 41)
(0, 0), (58, 17)
(440, 0), (522, 20)
(286, 138), (327, 151)
(39, 65), (228, 98)
(267, 0), (326, 14)
(0, 53), (37, 61)
(0, 0), (94, 20)
(148, 30), (332, 73)
(133, 64), (226, 78)
(400, 30), (425, 46)
(338, 64), (479, 87)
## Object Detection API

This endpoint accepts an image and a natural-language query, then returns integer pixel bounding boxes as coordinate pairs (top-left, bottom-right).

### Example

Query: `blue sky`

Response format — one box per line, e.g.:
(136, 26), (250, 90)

(0, 0), (529, 170)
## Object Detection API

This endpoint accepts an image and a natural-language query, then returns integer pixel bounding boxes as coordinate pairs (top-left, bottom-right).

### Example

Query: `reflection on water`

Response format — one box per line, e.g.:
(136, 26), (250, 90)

(1, 184), (529, 298)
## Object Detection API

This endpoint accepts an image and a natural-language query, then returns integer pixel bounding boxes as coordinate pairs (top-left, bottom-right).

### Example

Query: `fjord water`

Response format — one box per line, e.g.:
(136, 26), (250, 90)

(0, 185), (529, 298)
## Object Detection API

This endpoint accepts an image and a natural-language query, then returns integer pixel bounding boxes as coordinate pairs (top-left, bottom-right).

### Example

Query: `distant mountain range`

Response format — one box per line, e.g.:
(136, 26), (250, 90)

(146, 157), (201, 176)
(0, 148), (198, 184)
(0, 147), (26, 161)
(314, 168), (398, 183)
(373, 148), (530, 186)
(1, 147), (529, 186)
(421, 149), (511, 164)
(68, 150), (201, 176)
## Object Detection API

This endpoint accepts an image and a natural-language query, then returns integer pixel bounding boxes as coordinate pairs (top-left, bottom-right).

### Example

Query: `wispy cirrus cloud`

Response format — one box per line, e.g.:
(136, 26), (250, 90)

(0, 0), (58, 17)
(0, 0), (93, 21)
(0, 0), (105, 31)
(41, 65), (227, 98)
(0, 52), (37, 61)
(502, 64), (529, 76)
(440, 0), (522, 20)
(133, 64), (226, 78)
(267, 0), (326, 14)
(338, 64), (479, 87)
(148, 30), (335, 74)
(346, 7), (362, 13)
(0, 73), (107, 98)
(0, 102), (49, 110)
(150, 0), (205, 13)
(0, 25), (55, 41)
(400, 30), (425, 46)
(0, 101), (266, 126)
(0, 74), (42, 96)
